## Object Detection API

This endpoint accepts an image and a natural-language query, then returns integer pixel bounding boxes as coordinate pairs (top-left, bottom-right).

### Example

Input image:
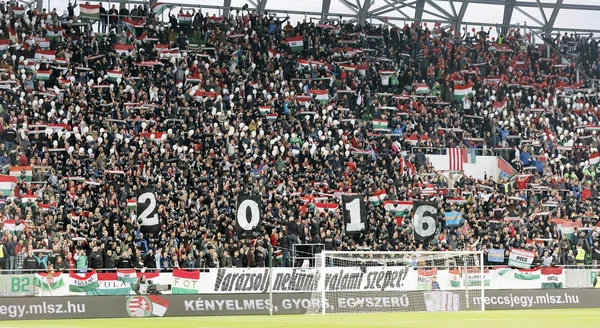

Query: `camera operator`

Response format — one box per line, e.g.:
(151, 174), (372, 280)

(134, 274), (148, 295)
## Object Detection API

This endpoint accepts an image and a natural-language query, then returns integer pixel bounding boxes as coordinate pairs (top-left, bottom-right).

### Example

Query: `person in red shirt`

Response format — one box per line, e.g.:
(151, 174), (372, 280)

(515, 174), (531, 190)
(581, 183), (592, 202)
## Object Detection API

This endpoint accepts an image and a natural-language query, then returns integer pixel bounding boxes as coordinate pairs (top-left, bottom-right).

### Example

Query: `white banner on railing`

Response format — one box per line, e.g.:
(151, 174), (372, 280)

(1, 267), (587, 297)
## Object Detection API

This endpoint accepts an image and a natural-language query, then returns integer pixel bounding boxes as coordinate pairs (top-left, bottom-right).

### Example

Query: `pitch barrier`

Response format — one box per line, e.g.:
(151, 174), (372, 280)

(0, 289), (599, 320)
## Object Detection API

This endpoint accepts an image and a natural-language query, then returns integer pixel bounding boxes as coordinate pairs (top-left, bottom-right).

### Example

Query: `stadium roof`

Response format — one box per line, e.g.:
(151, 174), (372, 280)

(143, 0), (600, 35)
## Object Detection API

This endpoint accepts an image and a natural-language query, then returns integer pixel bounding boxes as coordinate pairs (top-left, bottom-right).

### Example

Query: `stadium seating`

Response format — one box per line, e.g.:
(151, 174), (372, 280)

(0, 4), (599, 273)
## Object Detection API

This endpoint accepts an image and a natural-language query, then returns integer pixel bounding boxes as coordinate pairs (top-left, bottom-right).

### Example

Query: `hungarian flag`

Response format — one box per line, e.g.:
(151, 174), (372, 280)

(21, 194), (38, 204)
(11, 6), (25, 17)
(117, 269), (138, 283)
(107, 70), (122, 82)
(172, 268), (200, 294)
(154, 43), (169, 52)
(29, 37), (50, 49)
(2, 219), (25, 233)
(541, 267), (564, 289)
(259, 106), (270, 115)
(10, 166), (32, 182)
(369, 190), (387, 205)
(589, 151), (600, 168)
(69, 270), (99, 292)
(35, 50), (56, 61)
(34, 272), (64, 290)
(123, 17), (146, 28)
(46, 25), (64, 41)
(384, 201), (413, 216)
(19, 62), (35, 73)
(127, 199), (137, 210)
(55, 58), (68, 66)
(186, 75), (202, 84)
(415, 84), (429, 94)
(285, 36), (304, 52)
(372, 119), (388, 130)
(295, 95), (312, 105)
(79, 4), (100, 20)
(178, 13), (193, 25)
(114, 44), (135, 56)
(0, 39), (10, 52)
(557, 220), (581, 239)
(266, 114), (278, 121)
(195, 90), (216, 101)
(309, 89), (329, 102)
(514, 268), (541, 280)
(454, 84), (473, 101)
(88, 273), (131, 295)
(36, 70), (51, 80)
(0, 175), (17, 195)
(152, 3), (174, 15)
(312, 202), (339, 213)
(417, 269), (437, 290)
(138, 270), (160, 284)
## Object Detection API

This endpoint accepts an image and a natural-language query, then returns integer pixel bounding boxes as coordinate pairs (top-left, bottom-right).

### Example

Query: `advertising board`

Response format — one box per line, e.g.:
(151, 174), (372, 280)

(1, 289), (599, 320)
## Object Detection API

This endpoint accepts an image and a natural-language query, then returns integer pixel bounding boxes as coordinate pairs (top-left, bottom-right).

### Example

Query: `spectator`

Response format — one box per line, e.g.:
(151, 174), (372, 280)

(74, 249), (87, 273)
(575, 244), (586, 269)
(143, 249), (156, 270)
(22, 249), (39, 272)
(541, 250), (554, 267)
(103, 249), (115, 270)
(89, 246), (103, 270)
(592, 240), (600, 268)
(565, 249), (576, 267)
(117, 252), (132, 268)
(6, 234), (17, 272)
(54, 256), (68, 273)
(15, 245), (26, 274)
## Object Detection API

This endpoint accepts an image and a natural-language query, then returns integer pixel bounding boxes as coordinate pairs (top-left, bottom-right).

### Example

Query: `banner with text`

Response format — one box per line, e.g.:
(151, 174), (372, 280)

(508, 248), (535, 269)
(0, 268), (589, 297)
(2, 290), (600, 320)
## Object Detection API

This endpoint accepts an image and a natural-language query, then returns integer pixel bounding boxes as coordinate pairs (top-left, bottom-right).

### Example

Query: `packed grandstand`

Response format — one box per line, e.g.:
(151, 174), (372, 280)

(0, 1), (599, 273)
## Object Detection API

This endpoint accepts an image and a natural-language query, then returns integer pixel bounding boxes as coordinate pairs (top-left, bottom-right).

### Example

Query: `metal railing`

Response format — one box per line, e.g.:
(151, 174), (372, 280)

(410, 146), (513, 157)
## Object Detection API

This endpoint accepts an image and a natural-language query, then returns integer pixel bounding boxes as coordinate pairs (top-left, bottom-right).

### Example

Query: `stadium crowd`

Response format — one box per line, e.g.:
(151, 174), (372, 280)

(0, 2), (599, 273)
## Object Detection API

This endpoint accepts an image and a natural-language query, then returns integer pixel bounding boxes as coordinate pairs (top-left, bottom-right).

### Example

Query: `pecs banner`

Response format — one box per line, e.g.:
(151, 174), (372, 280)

(508, 248), (535, 268)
